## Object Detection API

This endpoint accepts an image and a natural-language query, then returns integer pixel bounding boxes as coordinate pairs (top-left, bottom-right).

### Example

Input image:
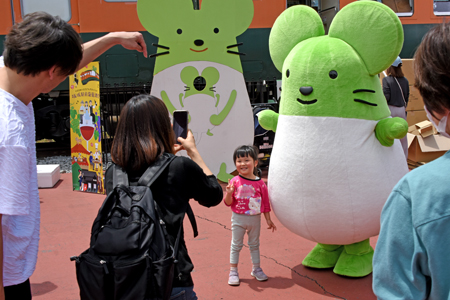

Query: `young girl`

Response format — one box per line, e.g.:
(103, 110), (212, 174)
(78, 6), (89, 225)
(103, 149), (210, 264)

(224, 145), (277, 286)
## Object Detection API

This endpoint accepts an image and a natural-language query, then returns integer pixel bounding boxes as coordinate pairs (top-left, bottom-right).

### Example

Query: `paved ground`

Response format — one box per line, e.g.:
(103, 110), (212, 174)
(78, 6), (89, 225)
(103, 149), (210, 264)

(30, 172), (377, 300)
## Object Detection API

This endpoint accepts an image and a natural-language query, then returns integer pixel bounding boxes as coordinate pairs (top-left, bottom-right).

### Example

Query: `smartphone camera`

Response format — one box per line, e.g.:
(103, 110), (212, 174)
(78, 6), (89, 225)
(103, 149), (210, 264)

(173, 110), (188, 144)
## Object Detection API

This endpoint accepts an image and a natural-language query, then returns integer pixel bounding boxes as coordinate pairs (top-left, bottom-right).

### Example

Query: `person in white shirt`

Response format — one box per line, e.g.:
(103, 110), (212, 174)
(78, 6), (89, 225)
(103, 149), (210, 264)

(0, 11), (147, 300)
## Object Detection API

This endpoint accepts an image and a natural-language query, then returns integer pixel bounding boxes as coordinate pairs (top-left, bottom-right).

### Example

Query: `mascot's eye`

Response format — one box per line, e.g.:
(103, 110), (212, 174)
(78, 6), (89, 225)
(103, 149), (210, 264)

(329, 70), (338, 79)
(286, 69), (290, 78)
(177, 29), (182, 34)
(214, 28), (219, 33)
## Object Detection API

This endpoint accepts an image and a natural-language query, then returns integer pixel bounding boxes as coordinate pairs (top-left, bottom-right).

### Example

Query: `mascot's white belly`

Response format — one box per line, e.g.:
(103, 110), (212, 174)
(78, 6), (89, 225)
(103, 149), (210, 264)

(269, 115), (408, 245)
(151, 61), (253, 176)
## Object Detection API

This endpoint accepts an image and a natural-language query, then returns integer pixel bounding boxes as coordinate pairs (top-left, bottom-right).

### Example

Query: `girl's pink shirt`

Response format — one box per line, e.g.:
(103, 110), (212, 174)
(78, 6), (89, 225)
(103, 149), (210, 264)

(224, 175), (271, 215)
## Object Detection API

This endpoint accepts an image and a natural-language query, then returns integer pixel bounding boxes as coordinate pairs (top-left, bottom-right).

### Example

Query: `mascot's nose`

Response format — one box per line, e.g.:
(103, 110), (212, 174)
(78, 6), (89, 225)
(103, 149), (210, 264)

(300, 86), (313, 96)
(194, 39), (204, 46)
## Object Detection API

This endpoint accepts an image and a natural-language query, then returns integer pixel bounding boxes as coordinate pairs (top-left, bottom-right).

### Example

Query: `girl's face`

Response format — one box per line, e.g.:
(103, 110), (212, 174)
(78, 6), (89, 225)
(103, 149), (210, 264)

(235, 155), (258, 179)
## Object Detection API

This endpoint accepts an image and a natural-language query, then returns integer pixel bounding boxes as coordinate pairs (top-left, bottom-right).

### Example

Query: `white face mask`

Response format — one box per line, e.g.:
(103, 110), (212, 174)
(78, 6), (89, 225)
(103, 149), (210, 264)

(424, 106), (450, 138)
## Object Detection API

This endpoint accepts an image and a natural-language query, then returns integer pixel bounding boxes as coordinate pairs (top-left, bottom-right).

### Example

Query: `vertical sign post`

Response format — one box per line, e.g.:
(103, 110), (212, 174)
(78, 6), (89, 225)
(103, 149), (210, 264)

(69, 62), (104, 194)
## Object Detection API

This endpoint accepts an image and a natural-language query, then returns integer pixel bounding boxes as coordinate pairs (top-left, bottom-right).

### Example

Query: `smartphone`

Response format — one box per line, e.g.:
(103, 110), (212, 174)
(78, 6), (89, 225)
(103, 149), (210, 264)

(173, 110), (189, 144)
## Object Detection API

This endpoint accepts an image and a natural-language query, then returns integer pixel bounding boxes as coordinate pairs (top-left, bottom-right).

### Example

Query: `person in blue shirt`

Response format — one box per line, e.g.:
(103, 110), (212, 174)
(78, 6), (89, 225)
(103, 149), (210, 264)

(373, 23), (450, 299)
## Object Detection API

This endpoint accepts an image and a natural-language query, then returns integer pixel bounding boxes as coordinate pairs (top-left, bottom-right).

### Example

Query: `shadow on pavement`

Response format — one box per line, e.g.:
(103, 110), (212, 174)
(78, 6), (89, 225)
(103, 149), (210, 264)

(240, 276), (296, 292)
(290, 264), (376, 300)
(31, 281), (58, 296)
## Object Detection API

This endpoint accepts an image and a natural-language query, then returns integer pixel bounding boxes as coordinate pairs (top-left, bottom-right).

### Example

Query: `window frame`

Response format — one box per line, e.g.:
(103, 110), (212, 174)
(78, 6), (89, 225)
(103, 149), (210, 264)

(20, 0), (72, 21)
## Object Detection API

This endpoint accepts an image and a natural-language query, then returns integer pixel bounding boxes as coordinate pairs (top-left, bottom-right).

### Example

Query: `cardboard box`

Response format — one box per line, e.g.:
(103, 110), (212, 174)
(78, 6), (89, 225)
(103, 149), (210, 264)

(37, 164), (60, 188)
(401, 59), (415, 83)
(407, 132), (450, 163)
(406, 86), (424, 111)
(406, 109), (427, 126)
(414, 120), (436, 138)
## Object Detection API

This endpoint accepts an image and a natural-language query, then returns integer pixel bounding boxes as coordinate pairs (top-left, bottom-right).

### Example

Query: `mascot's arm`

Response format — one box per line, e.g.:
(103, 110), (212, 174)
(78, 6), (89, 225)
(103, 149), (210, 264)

(161, 90), (176, 114)
(258, 110), (279, 132)
(375, 117), (408, 147)
(210, 90), (237, 126)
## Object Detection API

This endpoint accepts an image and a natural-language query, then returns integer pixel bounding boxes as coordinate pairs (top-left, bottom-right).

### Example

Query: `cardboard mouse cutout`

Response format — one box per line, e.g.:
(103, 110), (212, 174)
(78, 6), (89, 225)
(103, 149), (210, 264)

(137, 0), (254, 182)
(258, 0), (409, 277)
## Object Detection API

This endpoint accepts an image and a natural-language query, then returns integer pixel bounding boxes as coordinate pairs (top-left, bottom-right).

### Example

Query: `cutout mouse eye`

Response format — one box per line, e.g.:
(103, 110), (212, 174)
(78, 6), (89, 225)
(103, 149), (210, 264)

(214, 28), (219, 34)
(329, 70), (338, 79)
(177, 29), (182, 34)
(286, 69), (290, 78)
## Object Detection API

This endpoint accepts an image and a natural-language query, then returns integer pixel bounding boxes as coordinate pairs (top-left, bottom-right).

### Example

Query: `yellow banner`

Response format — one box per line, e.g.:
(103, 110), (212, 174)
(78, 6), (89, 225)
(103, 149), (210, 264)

(69, 62), (104, 194)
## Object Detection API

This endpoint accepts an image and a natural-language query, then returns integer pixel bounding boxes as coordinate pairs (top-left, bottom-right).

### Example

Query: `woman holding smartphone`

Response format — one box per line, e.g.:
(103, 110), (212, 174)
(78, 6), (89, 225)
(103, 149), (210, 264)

(104, 94), (223, 300)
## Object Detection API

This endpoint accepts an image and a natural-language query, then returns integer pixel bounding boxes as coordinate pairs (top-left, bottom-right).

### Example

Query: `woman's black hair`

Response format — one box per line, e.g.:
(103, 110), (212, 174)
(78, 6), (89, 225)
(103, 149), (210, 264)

(111, 94), (175, 173)
(233, 145), (260, 176)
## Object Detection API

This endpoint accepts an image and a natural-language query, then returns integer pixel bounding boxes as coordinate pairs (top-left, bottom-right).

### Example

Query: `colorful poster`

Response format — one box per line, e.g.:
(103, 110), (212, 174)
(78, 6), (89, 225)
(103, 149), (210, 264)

(69, 62), (104, 194)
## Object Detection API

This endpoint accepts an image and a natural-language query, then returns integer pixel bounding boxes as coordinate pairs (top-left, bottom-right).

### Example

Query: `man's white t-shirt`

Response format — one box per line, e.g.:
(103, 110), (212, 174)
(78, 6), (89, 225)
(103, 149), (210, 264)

(0, 59), (40, 286)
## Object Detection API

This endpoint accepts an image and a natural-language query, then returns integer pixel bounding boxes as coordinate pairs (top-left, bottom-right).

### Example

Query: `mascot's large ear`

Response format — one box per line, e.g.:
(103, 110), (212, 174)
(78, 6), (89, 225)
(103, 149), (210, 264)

(137, 0), (194, 37)
(328, 0), (403, 75)
(269, 5), (325, 72)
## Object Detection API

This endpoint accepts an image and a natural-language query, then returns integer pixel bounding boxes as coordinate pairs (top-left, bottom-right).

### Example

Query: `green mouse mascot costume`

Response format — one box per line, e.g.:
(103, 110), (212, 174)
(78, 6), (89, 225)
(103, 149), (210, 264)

(259, 1), (409, 277)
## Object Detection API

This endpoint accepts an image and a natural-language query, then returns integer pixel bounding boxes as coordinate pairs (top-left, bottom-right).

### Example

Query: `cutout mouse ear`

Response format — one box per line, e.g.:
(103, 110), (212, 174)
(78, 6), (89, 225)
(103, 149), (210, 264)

(137, 0), (194, 37)
(328, 1), (403, 75)
(201, 67), (220, 86)
(269, 5), (325, 72)
(180, 66), (199, 85)
(200, 0), (254, 36)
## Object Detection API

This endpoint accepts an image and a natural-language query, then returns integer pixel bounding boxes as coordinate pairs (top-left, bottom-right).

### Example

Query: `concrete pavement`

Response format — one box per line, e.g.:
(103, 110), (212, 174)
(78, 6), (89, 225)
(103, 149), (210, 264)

(30, 172), (377, 300)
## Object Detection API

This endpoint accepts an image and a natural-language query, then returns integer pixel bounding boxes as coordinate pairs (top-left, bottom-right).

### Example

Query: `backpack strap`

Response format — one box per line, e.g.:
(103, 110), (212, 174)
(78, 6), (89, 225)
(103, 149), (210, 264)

(139, 153), (199, 238)
(186, 205), (198, 238)
(137, 153), (176, 186)
(112, 164), (129, 187)
(393, 77), (407, 107)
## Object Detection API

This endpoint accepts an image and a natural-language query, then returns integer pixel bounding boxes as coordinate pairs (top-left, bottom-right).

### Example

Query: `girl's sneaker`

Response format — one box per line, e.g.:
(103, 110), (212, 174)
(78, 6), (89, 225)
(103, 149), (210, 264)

(228, 270), (240, 286)
(251, 267), (268, 281)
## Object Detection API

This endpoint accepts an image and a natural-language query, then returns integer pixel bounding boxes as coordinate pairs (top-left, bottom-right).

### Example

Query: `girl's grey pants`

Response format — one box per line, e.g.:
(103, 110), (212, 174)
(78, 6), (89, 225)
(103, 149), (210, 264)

(230, 212), (261, 265)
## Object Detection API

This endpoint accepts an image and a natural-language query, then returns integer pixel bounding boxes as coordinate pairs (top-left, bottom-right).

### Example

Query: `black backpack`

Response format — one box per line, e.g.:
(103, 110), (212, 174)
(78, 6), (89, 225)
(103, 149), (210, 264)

(71, 153), (197, 300)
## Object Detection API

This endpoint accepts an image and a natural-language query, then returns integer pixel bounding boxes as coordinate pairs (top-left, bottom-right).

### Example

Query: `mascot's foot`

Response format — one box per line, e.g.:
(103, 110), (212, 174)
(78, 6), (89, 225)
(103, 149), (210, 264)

(217, 163), (233, 182)
(302, 243), (343, 269)
(333, 239), (374, 277)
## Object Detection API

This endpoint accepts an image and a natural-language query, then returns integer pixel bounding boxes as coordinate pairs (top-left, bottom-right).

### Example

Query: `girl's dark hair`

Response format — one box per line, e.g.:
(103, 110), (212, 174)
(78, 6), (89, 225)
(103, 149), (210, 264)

(233, 145), (259, 176)
(3, 11), (83, 76)
(111, 95), (175, 173)
(386, 65), (404, 78)
(414, 22), (450, 116)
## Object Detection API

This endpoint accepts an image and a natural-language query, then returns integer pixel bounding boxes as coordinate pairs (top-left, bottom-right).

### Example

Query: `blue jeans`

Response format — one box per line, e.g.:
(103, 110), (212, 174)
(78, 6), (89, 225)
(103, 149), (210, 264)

(170, 286), (197, 300)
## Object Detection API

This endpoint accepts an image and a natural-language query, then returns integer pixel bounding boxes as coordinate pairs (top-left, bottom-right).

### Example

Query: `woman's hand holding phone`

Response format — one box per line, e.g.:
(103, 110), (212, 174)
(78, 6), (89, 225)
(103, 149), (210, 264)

(174, 130), (213, 176)
(174, 130), (196, 154)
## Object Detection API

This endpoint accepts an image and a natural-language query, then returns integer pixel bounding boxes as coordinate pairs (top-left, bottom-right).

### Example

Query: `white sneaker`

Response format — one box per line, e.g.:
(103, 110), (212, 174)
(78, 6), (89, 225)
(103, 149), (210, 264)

(228, 270), (240, 286)
(251, 267), (268, 281)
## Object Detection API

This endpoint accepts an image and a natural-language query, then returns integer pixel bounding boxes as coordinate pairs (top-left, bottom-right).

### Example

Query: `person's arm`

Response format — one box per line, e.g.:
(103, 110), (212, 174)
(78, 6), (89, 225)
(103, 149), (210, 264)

(175, 131), (223, 206)
(223, 180), (235, 206)
(373, 190), (428, 300)
(405, 81), (410, 105)
(77, 32), (147, 72)
(0, 215), (4, 300)
(263, 212), (276, 232)
(175, 130), (212, 176)
(382, 77), (391, 103)
(260, 182), (276, 232)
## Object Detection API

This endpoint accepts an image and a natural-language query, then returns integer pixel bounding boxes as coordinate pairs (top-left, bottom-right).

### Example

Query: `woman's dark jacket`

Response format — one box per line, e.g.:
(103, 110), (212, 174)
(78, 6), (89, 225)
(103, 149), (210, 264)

(105, 154), (223, 287)
(382, 76), (410, 107)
